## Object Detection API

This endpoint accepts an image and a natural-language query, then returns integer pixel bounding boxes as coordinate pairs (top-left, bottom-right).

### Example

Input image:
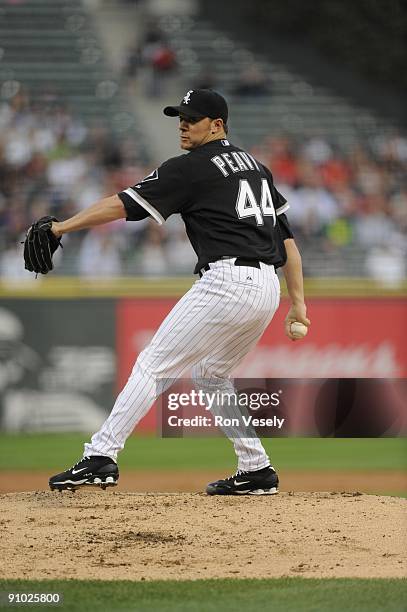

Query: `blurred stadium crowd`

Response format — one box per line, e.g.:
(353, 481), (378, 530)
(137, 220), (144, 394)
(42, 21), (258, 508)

(1, 89), (406, 281)
(253, 132), (407, 281)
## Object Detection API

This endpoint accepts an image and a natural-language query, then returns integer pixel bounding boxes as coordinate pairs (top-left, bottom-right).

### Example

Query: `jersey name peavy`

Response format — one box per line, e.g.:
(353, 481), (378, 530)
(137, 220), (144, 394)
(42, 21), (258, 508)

(211, 151), (261, 177)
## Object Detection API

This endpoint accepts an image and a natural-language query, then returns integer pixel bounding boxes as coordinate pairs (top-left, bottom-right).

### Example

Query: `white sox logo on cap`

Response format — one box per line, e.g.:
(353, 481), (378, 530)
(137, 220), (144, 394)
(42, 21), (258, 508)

(163, 89), (228, 122)
(183, 90), (193, 104)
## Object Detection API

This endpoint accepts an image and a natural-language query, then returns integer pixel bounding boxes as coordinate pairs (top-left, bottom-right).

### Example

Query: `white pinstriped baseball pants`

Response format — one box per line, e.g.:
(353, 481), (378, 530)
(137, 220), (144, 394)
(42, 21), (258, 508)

(84, 258), (280, 472)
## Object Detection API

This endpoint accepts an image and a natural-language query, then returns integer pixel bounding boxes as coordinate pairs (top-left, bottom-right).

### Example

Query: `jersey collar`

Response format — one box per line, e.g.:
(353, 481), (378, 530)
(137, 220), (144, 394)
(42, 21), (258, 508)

(190, 139), (231, 152)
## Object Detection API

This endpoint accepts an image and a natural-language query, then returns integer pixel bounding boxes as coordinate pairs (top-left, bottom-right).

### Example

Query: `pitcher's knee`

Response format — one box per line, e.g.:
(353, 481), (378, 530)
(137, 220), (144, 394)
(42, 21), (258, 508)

(191, 366), (230, 392)
(134, 349), (186, 382)
(131, 352), (161, 381)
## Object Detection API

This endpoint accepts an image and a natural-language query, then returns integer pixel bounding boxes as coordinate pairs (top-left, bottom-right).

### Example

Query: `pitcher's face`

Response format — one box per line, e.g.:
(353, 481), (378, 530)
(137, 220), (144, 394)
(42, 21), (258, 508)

(178, 116), (215, 150)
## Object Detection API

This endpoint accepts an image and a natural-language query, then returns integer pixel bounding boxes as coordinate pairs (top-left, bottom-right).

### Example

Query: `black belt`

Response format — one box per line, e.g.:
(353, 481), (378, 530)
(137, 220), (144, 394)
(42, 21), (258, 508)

(199, 257), (261, 277)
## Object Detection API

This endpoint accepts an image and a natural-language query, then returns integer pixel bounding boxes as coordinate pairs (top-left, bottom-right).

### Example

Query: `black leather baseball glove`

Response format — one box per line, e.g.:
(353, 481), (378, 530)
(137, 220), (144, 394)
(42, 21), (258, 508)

(23, 216), (63, 274)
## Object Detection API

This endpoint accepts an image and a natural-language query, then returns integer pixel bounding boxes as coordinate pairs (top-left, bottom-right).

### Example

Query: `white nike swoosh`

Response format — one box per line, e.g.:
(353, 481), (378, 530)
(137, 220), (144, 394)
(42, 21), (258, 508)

(72, 467), (88, 475)
(234, 480), (251, 486)
(53, 478), (88, 485)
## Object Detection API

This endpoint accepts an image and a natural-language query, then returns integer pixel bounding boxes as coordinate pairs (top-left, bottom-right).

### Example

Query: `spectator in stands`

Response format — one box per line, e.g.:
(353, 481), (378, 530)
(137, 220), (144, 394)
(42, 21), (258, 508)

(234, 63), (271, 97)
(365, 244), (406, 287)
(290, 163), (339, 238)
(137, 222), (168, 276)
(193, 67), (218, 91)
(123, 43), (142, 84)
(0, 237), (35, 283)
(139, 25), (177, 98)
(1, 86), (405, 281)
(302, 137), (332, 164)
(165, 216), (197, 274)
(354, 194), (398, 248)
(262, 136), (299, 186)
(78, 227), (123, 278)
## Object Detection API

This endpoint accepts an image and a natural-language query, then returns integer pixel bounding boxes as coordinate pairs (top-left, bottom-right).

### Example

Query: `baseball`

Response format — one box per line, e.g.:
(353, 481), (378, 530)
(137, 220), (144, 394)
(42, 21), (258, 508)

(290, 321), (308, 338)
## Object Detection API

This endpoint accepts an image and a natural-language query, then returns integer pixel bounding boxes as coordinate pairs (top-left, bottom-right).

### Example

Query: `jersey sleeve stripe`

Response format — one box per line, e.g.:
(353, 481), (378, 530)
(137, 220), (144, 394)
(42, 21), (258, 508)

(276, 203), (290, 215)
(123, 188), (165, 225)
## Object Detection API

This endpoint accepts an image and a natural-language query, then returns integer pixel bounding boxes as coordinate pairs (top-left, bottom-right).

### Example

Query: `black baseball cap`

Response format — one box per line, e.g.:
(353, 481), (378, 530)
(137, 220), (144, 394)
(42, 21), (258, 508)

(163, 89), (228, 123)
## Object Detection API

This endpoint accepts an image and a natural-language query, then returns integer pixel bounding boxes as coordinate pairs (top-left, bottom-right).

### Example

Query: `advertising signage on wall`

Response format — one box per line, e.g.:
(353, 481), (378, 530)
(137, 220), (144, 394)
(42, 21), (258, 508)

(117, 298), (407, 380)
(116, 298), (407, 431)
(1, 296), (405, 433)
(0, 300), (116, 432)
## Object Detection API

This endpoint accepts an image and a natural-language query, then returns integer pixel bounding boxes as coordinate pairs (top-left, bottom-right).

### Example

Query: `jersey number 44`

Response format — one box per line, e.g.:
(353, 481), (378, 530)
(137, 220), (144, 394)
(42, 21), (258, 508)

(235, 179), (276, 227)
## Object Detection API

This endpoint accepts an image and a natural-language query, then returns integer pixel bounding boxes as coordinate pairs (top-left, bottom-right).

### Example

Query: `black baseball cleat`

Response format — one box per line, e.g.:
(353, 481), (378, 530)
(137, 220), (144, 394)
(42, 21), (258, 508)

(49, 455), (119, 492)
(206, 465), (279, 496)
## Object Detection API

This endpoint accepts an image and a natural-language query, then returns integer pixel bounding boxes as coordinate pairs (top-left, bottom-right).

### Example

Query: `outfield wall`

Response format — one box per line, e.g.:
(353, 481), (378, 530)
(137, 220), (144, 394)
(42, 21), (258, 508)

(0, 278), (405, 432)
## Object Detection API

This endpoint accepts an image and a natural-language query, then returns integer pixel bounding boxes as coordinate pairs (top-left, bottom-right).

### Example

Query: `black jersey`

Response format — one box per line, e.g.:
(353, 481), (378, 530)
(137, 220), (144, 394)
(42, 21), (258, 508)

(118, 139), (292, 274)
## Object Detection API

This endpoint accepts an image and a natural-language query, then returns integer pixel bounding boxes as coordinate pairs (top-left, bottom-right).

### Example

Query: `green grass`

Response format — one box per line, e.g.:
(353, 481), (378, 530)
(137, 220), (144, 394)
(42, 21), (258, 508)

(0, 578), (405, 611)
(0, 434), (405, 472)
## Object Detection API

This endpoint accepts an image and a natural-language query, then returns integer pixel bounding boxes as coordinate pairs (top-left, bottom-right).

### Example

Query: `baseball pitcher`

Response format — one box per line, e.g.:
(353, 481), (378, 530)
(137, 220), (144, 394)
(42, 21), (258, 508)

(24, 90), (310, 495)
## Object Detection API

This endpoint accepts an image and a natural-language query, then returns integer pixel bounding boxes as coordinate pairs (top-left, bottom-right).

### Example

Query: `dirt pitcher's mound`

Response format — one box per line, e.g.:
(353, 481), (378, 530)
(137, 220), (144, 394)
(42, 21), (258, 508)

(0, 491), (405, 580)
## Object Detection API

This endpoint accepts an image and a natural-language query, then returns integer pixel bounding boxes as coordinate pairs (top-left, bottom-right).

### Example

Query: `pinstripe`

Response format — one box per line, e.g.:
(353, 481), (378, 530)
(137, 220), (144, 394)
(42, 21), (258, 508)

(87, 262), (276, 460)
(192, 272), (268, 377)
(196, 278), (272, 403)
(189, 272), (265, 376)
(85, 261), (281, 470)
(171, 267), (275, 468)
(197, 286), (264, 376)
(91, 264), (279, 461)
(145, 276), (250, 383)
(202, 267), (277, 373)
(198, 283), (267, 378)
(132, 270), (240, 379)
(150, 273), (248, 371)
(231, 270), (279, 470)
(98, 268), (247, 444)
(190, 265), (269, 467)
(105, 273), (222, 430)
(190, 265), (278, 469)
(148, 274), (229, 360)
(193, 269), (274, 467)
